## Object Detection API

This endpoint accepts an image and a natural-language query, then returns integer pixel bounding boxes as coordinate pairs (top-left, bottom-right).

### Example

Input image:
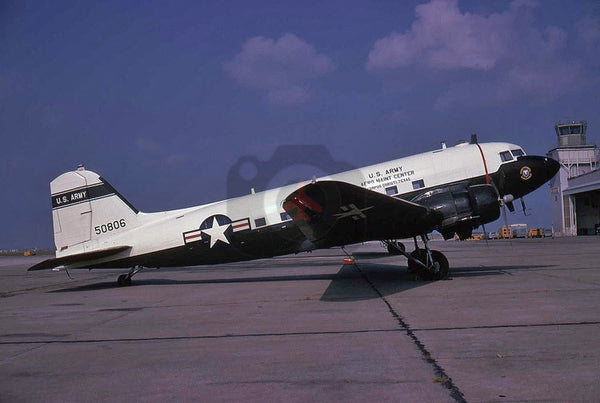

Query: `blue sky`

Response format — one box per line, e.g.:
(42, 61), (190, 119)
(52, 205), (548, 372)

(2, 0), (599, 249)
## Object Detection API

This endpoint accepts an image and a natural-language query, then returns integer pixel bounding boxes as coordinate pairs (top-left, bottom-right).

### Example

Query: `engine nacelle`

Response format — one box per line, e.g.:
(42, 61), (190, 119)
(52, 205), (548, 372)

(411, 184), (500, 240)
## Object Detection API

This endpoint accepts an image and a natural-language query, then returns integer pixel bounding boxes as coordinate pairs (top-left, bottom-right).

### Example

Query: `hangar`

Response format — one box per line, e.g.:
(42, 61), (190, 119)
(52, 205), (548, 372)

(548, 121), (600, 236)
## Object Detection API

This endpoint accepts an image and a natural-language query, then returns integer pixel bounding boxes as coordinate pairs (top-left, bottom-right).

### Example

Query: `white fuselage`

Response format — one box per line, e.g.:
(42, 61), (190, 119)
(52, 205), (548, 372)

(83, 142), (521, 262)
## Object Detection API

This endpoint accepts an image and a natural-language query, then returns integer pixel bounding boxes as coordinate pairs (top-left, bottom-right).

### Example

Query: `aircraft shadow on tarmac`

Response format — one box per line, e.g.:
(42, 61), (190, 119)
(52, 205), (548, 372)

(49, 260), (553, 301)
(319, 262), (553, 301)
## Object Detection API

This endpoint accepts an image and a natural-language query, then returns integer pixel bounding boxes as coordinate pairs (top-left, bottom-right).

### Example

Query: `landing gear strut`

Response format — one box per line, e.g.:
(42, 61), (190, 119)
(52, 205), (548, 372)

(117, 266), (144, 287)
(384, 235), (449, 281)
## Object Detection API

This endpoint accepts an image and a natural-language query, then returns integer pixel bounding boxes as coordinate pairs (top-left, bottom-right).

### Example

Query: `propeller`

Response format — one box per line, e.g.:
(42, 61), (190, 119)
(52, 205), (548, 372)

(477, 177), (516, 241)
(499, 194), (514, 239)
(487, 175), (513, 240)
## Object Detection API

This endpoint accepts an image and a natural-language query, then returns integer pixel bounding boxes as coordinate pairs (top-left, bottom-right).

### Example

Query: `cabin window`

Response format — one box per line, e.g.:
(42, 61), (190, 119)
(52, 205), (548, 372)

(412, 179), (425, 190)
(385, 185), (398, 196)
(280, 212), (291, 221)
(254, 217), (267, 227)
(511, 148), (524, 157)
(500, 151), (513, 162)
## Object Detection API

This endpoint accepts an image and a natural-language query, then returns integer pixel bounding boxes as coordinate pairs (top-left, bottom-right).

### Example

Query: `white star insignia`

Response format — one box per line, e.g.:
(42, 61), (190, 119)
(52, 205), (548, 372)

(201, 217), (231, 248)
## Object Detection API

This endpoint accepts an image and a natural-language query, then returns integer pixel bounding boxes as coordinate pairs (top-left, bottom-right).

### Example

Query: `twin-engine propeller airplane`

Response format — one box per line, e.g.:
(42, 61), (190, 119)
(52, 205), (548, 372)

(30, 136), (559, 285)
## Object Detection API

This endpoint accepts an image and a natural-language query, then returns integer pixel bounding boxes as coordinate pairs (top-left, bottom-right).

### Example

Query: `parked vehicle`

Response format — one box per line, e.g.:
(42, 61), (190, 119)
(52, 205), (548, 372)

(527, 228), (545, 238)
(498, 226), (513, 239)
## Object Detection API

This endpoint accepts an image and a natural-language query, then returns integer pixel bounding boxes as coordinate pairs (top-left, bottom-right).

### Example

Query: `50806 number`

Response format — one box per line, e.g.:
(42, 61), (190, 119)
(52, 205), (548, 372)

(94, 219), (126, 235)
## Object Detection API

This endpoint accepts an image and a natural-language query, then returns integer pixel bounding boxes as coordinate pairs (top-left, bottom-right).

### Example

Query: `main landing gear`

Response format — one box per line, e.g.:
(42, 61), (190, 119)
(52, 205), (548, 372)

(384, 235), (449, 281)
(117, 266), (144, 287)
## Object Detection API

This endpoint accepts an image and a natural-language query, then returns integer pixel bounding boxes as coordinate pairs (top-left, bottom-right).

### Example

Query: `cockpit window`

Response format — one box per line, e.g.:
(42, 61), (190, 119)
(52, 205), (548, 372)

(500, 151), (513, 162)
(511, 148), (524, 157)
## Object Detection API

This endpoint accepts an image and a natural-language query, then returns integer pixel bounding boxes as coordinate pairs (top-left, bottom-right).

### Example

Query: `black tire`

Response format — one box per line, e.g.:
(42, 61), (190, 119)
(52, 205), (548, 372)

(407, 249), (449, 280)
(431, 250), (449, 280)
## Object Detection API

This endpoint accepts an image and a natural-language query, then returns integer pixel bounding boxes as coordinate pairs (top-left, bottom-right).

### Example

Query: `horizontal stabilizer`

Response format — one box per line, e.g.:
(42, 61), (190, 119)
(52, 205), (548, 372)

(28, 246), (132, 271)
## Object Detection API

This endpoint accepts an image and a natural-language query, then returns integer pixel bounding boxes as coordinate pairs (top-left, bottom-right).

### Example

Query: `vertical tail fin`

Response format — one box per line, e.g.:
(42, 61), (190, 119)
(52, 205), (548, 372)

(51, 166), (140, 257)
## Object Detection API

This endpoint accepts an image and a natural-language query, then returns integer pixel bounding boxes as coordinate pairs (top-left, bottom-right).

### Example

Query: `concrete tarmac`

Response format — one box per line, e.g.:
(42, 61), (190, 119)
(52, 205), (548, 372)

(1, 237), (600, 402)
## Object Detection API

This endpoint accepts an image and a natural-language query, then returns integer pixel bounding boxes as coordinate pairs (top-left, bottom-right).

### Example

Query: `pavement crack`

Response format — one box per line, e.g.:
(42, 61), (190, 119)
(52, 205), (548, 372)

(353, 263), (467, 403)
(0, 328), (401, 346)
(413, 320), (600, 332)
(208, 379), (418, 386)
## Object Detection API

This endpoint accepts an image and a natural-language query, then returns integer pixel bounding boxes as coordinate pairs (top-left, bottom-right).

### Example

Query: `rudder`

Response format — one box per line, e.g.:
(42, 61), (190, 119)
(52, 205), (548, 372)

(51, 166), (140, 257)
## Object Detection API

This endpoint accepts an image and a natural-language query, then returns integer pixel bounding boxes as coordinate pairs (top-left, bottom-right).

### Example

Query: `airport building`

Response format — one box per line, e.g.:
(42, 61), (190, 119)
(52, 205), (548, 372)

(548, 121), (600, 236)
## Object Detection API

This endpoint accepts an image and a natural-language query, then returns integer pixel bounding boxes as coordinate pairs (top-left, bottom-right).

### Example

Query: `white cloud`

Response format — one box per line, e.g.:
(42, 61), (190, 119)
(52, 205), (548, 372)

(224, 33), (336, 105)
(366, 0), (589, 106)
(366, 0), (526, 72)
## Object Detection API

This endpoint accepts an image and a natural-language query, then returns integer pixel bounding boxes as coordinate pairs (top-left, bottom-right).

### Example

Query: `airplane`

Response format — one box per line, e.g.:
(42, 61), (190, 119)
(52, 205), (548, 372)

(29, 135), (559, 285)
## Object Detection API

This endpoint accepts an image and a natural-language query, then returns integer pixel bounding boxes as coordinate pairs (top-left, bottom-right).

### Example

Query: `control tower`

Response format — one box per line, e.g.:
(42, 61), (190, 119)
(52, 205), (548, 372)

(548, 120), (600, 236)
(555, 120), (587, 147)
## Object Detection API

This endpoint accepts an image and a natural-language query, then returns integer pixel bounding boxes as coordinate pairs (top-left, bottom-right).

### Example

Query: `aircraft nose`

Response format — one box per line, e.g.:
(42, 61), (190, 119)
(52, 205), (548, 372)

(496, 155), (560, 200)
(545, 157), (560, 179)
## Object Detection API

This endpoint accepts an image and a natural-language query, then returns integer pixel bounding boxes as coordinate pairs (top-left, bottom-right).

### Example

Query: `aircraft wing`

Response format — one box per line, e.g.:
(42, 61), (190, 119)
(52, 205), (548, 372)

(28, 246), (132, 271)
(283, 180), (440, 245)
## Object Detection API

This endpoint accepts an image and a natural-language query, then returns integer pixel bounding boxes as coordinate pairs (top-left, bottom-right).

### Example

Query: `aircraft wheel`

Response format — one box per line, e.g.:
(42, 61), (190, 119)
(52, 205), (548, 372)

(117, 274), (131, 287)
(407, 249), (449, 280)
(431, 250), (449, 280)
(387, 241), (405, 255)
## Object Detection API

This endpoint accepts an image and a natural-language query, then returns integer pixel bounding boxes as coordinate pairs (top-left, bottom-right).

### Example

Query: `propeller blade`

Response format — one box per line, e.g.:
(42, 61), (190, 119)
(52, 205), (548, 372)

(500, 203), (514, 243)
(482, 223), (490, 246)
(506, 201), (515, 212)
(520, 197), (529, 216)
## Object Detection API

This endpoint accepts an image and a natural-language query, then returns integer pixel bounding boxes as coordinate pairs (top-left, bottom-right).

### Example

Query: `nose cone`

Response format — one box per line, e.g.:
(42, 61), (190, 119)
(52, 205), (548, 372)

(496, 155), (560, 199)
(545, 156), (560, 179)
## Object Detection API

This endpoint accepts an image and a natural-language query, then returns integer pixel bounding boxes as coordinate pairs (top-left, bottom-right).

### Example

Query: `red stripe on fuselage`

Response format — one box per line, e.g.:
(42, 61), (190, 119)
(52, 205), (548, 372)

(475, 143), (491, 184)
